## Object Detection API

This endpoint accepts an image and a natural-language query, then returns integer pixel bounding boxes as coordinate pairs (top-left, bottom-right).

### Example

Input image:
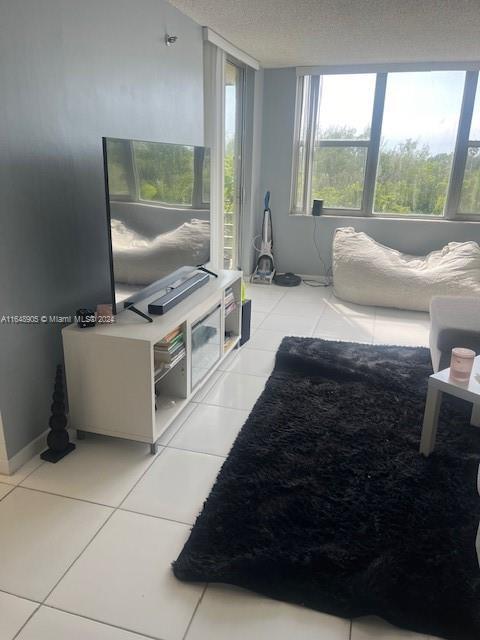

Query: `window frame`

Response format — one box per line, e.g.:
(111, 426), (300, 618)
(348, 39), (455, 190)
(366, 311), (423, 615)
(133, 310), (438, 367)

(290, 64), (480, 221)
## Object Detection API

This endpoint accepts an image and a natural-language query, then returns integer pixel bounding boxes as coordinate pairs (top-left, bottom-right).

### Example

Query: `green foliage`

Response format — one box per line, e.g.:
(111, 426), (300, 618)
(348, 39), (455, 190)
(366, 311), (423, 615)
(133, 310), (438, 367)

(374, 140), (452, 215)
(459, 148), (480, 213)
(224, 138), (235, 214)
(310, 127), (475, 215)
(133, 141), (194, 205)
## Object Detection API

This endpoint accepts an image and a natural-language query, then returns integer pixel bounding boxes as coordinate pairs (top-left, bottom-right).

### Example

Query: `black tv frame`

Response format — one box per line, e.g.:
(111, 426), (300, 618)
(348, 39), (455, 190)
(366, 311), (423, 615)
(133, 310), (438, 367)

(102, 137), (211, 315)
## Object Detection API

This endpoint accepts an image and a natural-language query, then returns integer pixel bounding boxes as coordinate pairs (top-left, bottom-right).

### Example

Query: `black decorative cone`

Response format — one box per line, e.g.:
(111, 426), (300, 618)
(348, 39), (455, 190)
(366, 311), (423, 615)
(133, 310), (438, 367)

(41, 364), (76, 463)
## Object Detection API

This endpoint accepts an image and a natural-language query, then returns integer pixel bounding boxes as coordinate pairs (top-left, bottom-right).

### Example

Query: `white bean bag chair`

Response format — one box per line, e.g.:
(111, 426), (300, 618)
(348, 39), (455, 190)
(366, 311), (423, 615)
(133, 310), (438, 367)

(332, 227), (480, 312)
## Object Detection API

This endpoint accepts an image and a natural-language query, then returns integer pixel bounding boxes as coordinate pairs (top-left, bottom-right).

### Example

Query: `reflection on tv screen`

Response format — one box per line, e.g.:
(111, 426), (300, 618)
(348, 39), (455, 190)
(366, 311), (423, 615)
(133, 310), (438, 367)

(104, 138), (211, 307)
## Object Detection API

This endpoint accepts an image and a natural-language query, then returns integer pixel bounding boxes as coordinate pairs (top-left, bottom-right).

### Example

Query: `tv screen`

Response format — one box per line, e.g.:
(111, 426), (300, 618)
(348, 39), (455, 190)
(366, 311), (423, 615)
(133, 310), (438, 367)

(103, 137), (211, 311)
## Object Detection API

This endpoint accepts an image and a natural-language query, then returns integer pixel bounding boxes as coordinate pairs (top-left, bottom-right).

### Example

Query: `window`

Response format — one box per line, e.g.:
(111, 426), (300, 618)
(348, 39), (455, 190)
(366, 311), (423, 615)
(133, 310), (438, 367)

(375, 71), (464, 216)
(292, 68), (480, 219)
(459, 79), (480, 214)
(224, 60), (245, 269)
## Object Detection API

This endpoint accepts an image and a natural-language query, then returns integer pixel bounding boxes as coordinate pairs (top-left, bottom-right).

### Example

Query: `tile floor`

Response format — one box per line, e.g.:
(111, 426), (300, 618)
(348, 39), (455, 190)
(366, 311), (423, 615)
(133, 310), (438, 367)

(0, 283), (436, 640)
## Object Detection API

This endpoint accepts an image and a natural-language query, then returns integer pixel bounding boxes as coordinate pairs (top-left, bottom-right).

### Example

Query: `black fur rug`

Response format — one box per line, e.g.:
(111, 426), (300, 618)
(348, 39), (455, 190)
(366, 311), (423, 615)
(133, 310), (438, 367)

(173, 338), (480, 640)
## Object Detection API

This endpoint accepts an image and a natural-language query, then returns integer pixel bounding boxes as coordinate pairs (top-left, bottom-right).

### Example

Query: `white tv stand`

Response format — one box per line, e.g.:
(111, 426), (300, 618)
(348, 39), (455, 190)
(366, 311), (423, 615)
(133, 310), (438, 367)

(62, 270), (242, 454)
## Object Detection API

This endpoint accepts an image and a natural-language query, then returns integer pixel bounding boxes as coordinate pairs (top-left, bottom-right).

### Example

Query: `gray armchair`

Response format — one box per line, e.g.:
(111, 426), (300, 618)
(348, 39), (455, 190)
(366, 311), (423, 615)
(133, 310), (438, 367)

(429, 296), (480, 372)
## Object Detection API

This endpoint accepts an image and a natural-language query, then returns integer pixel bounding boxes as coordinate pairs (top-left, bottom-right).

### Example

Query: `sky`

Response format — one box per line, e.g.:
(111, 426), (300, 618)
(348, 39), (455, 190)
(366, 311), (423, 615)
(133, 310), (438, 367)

(224, 69), (480, 153)
(317, 71), (477, 155)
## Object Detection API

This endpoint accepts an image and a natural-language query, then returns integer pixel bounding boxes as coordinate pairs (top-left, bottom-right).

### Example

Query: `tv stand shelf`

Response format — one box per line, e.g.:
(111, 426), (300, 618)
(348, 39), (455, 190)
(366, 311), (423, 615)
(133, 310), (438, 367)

(62, 270), (242, 453)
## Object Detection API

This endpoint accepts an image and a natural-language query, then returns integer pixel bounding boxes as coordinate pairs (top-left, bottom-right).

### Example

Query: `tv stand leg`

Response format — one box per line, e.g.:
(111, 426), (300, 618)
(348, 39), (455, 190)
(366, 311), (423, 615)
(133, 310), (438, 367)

(196, 265), (218, 278)
(150, 441), (159, 455)
(125, 304), (153, 323)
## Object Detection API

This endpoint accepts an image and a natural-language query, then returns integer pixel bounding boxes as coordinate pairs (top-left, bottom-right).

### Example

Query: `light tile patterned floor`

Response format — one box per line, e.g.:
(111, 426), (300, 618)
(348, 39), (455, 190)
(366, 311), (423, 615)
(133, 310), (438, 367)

(0, 284), (436, 640)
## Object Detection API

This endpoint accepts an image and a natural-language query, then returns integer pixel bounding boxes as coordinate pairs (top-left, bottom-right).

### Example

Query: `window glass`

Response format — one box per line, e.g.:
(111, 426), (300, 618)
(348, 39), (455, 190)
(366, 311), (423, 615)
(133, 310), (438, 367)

(374, 71), (465, 215)
(469, 80), (480, 140)
(316, 74), (376, 140)
(459, 147), (480, 213)
(309, 74), (375, 209)
(312, 146), (367, 209)
(224, 60), (243, 268)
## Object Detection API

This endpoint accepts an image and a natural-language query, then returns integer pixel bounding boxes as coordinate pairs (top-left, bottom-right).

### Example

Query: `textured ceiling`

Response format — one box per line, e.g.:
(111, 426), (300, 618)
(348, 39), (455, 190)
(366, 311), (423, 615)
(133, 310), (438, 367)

(167, 0), (480, 68)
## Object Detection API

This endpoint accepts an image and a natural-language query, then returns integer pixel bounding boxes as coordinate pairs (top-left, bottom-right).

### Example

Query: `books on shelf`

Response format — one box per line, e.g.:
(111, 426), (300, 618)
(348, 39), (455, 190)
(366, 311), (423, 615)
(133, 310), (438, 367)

(224, 335), (237, 352)
(224, 287), (237, 318)
(154, 327), (185, 368)
(225, 287), (235, 307)
(225, 301), (237, 318)
(158, 326), (182, 344)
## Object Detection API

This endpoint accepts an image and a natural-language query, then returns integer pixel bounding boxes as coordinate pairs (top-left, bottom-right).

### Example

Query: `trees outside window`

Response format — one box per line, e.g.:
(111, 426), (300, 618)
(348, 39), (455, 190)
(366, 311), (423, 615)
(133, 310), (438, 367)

(292, 68), (480, 219)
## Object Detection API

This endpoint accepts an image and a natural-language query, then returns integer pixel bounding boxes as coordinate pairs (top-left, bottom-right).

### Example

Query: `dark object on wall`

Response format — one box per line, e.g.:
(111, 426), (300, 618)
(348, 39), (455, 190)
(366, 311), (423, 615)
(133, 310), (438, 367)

(76, 308), (96, 328)
(41, 365), (76, 463)
(173, 338), (480, 640)
(239, 299), (251, 346)
(312, 199), (323, 216)
(273, 272), (301, 287)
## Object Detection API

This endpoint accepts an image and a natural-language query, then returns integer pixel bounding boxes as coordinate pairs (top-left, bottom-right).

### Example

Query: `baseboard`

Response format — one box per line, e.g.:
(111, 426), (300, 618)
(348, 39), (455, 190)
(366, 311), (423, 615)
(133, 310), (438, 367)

(0, 412), (9, 474)
(0, 456), (9, 475)
(2, 428), (49, 476)
(244, 273), (332, 286)
(1, 426), (78, 476)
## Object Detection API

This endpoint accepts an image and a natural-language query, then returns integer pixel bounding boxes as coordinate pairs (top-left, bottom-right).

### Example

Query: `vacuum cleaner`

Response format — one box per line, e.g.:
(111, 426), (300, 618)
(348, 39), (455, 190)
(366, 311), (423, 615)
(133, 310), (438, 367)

(251, 191), (276, 285)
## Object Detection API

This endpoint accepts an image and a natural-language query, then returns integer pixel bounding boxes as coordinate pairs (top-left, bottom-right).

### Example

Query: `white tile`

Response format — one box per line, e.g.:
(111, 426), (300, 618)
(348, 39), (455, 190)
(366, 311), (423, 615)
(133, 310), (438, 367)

(258, 313), (317, 336)
(47, 510), (204, 640)
(121, 447), (223, 524)
(374, 319), (430, 347)
(218, 349), (239, 371)
(227, 348), (276, 377)
(0, 591), (37, 640)
(326, 296), (376, 316)
(245, 284), (284, 301)
(0, 488), (111, 601)
(313, 309), (375, 344)
(17, 606), (148, 640)
(250, 298), (284, 313)
(192, 370), (224, 402)
(157, 402), (197, 445)
(375, 307), (429, 323)
(251, 311), (268, 329)
(21, 435), (160, 507)
(169, 404), (248, 456)
(247, 290), (285, 313)
(0, 456), (43, 486)
(0, 482), (13, 500)
(280, 283), (333, 301)
(271, 297), (327, 318)
(203, 372), (267, 412)
(247, 329), (288, 352)
(187, 584), (350, 640)
(351, 616), (431, 639)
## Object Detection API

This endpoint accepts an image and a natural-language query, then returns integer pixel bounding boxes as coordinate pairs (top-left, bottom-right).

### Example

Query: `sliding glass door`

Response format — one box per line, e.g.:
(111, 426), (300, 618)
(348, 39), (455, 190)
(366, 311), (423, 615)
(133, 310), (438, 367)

(224, 60), (245, 269)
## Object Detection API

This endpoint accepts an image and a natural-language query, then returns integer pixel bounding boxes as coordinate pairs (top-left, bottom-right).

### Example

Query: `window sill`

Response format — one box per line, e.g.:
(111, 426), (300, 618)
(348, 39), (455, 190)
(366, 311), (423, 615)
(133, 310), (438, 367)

(290, 212), (480, 223)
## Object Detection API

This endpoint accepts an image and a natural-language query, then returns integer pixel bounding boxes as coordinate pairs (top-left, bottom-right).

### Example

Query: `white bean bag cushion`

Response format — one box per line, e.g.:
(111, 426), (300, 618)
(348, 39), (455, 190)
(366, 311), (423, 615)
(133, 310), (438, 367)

(111, 218), (210, 286)
(332, 227), (480, 312)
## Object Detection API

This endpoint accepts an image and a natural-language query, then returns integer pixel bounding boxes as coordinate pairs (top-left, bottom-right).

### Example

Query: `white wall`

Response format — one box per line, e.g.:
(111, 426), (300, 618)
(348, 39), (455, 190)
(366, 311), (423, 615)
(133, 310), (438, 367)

(260, 67), (480, 276)
(0, 0), (205, 461)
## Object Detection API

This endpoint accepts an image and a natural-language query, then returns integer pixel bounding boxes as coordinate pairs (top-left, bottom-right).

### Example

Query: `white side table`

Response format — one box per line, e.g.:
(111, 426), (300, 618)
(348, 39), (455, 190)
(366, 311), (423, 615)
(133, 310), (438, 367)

(420, 355), (480, 456)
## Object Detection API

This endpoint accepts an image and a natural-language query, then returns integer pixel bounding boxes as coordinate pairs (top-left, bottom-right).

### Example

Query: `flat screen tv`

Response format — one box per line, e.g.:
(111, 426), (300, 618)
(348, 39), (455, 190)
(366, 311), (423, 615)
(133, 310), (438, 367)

(103, 137), (211, 313)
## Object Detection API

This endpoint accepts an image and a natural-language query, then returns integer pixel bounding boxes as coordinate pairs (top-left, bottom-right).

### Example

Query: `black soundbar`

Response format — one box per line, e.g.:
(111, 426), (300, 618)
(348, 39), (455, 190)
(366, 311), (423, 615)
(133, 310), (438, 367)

(148, 272), (210, 315)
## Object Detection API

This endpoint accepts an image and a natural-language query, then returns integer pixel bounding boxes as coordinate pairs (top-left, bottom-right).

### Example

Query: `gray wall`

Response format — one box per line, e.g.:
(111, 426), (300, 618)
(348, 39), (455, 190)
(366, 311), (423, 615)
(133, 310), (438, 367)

(260, 68), (480, 276)
(240, 67), (264, 275)
(0, 0), (204, 459)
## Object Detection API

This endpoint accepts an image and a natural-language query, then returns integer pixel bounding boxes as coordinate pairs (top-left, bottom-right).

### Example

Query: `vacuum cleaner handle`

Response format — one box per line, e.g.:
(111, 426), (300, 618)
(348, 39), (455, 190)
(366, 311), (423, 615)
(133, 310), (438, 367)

(264, 191), (270, 211)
